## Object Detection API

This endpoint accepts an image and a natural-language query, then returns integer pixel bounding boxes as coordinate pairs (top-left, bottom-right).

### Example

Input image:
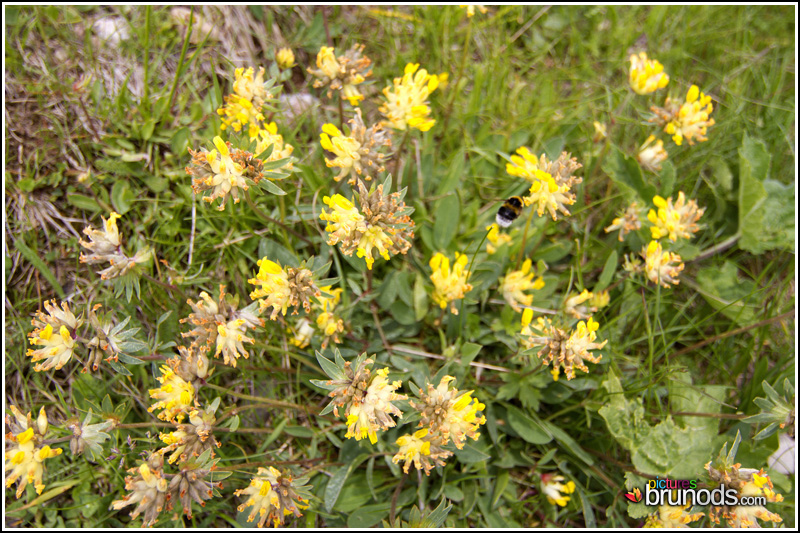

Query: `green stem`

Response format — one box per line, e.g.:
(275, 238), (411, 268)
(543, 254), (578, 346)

(458, 226), (491, 337)
(441, 17), (472, 136)
(163, 6), (193, 121)
(204, 383), (320, 414)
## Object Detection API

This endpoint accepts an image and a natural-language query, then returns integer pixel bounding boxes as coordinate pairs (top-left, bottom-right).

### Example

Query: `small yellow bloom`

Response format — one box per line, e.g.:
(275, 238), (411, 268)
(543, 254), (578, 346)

(275, 47), (296, 69)
(654, 85), (716, 146)
(248, 258), (291, 319)
(643, 240), (684, 288)
(486, 223), (512, 254)
(27, 323), (76, 372)
(647, 192), (705, 242)
(605, 201), (642, 242)
(429, 252), (473, 314)
(217, 67), (269, 136)
(541, 473), (575, 507)
(288, 318), (315, 349)
(629, 52), (669, 95)
(320, 194), (366, 245)
(190, 136), (248, 210)
(308, 45), (372, 106)
(344, 368), (405, 444)
(393, 428), (432, 471)
(320, 123), (363, 182)
(4, 428), (63, 498)
(148, 364), (195, 422)
(236, 466), (310, 527)
(253, 121), (294, 170)
(459, 5), (488, 17)
(499, 258), (545, 312)
(512, 151), (583, 221)
(637, 135), (668, 173)
(593, 121), (607, 142)
(644, 503), (704, 528)
(412, 376), (486, 449)
(506, 146), (540, 182)
(380, 63), (441, 132)
(564, 288), (595, 319)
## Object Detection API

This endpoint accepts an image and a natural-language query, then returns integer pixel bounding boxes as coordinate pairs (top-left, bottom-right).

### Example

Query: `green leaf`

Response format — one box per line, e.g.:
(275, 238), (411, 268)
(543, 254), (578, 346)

(595, 250), (618, 292)
(505, 405), (552, 444)
(259, 179), (287, 196)
(284, 426), (315, 438)
(346, 503), (391, 528)
(491, 470), (509, 508)
(453, 441), (491, 464)
(111, 181), (136, 214)
(602, 145), (656, 203)
(315, 351), (345, 380)
(325, 453), (370, 512)
(67, 193), (103, 213)
(695, 261), (757, 325)
(13, 240), (64, 298)
(413, 273), (428, 321)
(438, 151), (465, 195)
(171, 127), (191, 156)
(541, 421), (594, 466)
(433, 194), (460, 250)
(658, 160), (675, 197)
(420, 498), (453, 528)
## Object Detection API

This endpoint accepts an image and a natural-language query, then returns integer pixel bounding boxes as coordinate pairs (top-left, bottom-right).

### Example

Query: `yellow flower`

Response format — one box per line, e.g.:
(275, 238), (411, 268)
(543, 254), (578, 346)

(412, 376), (486, 449)
(4, 428), (62, 498)
(380, 63), (441, 132)
(604, 202), (642, 242)
(564, 288), (595, 319)
(111, 460), (170, 527)
(514, 151), (583, 221)
(320, 194), (366, 245)
(499, 258), (545, 312)
(26, 323), (76, 372)
(275, 47), (296, 69)
(637, 135), (668, 173)
(217, 67), (269, 137)
(524, 169), (575, 220)
(592, 121), (607, 142)
(429, 252), (473, 314)
(79, 211), (121, 257)
(308, 45), (372, 106)
(506, 146), (540, 182)
(236, 466), (310, 527)
(644, 503), (704, 527)
(319, 110), (392, 184)
(540, 473), (576, 507)
(320, 123), (363, 181)
(288, 318), (315, 349)
(315, 46), (344, 80)
(653, 85), (716, 146)
(148, 364), (195, 422)
(706, 464), (785, 528)
(248, 258), (320, 319)
(643, 240), (684, 288)
(345, 368), (405, 444)
(393, 428), (432, 472)
(215, 318), (255, 368)
(459, 5), (488, 17)
(647, 192), (705, 242)
(486, 223), (512, 254)
(253, 121), (294, 170)
(315, 287), (344, 346)
(629, 52), (669, 95)
(190, 136), (248, 210)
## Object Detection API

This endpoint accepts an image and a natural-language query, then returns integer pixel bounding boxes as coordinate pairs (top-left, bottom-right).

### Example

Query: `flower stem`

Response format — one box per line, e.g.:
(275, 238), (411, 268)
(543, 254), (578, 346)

(204, 382), (320, 414)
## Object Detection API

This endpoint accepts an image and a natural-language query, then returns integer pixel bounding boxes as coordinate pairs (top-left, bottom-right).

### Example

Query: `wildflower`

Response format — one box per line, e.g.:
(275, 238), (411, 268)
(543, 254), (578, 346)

(308, 44), (372, 106)
(148, 363), (195, 422)
(80, 212), (150, 280)
(592, 121), (607, 142)
(159, 406), (219, 465)
(706, 460), (785, 527)
(647, 192), (705, 242)
(637, 135), (668, 172)
(65, 409), (113, 458)
(392, 428), (453, 476)
(187, 136), (249, 210)
(540, 473), (575, 507)
(217, 67), (270, 137)
(520, 310), (606, 380)
(236, 466), (312, 527)
(506, 146), (541, 182)
(411, 376), (486, 449)
(642, 240), (684, 288)
(181, 286), (263, 368)
(27, 322), (76, 372)
(644, 503), (704, 528)
(564, 288), (596, 319)
(589, 290), (610, 309)
(459, 5), (488, 17)
(604, 202), (642, 242)
(486, 223), (512, 254)
(248, 258), (320, 320)
(522, 152), (583, 221)
(380, 63), (441, 131)
(168, 463), (221, 519)
(320, 109), (392, 185)
(651, 84), (715, 146)
(629, 52), (669, 95)
(169, 345), (212, 384)
(322, 354), (407, 444)
(252, 121), (294, 171)
(111, 455), (169, 527)
(320, 181), (415, 270)
(289, 318), (315, 348)
(315, 287), (345, 347)
(275, 47), (296, 69)
(499, 259), (545, 312)
(429, 252), (473, 314)
(4, 407), (62, 498)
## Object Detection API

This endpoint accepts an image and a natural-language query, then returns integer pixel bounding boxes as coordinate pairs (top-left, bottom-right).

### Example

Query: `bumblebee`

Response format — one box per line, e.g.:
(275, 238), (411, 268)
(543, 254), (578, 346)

(496, 196), (523, 227)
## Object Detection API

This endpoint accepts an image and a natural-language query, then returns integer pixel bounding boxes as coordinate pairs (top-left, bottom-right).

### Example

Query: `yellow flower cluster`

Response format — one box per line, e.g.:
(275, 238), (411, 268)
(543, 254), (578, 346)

(217, 67), (270, 138)
(4, 406), (62, 498)
(188, 136), (248, 210)
(26, 300), (81, 372)
(643, 240), (684, 288)
(248, 258), (320, 320)
(644, 503), (704, 528)
(308, 44), (372, 105)
(637, 135), (668, 172)
(110, 457), (170, 527)
(507, 149), (583, 221)
(499, 258), (545, 312)
(380, 63), (441, 131)
(629, 52), (669, 95)
(79, 211), (150, 280)
(288, 287), (345, 349)
(540, 473), (576, 507)
(604, 202), (642, 242)
(253, 121), (294, 170)
(486, 223), (512, 254)
(148, 363), (195, 422)
(429, 252), (473, 314)
(652, 84), (716, 146)
(275, 47), (295, 70)
(319, 109), (392, 185)
(236, 466), (310, 528)
(706, 461), (785, 528)
(647, 192), (705, 242)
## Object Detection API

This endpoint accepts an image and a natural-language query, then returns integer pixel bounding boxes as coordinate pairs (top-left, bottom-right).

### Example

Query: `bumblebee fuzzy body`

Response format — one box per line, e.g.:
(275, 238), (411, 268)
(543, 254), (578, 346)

(496, 196), (523, 227)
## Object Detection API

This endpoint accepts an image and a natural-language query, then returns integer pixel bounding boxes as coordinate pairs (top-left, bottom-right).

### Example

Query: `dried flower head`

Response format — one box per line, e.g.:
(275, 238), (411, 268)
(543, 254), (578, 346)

(392, 428), (453, 476)
(540, 473), (576, 507)
(499, 258), (545, 312)
(629, 52), (669, 95)
(429, 252), (473, 314)
(181, 285), (263, 368)
(217, 67), (271, 137)
(111, 455), (169, 527)
(168, 463), (221, 519)
(317, 352), (407, 444)
(644, 503), (704, 528)
(520, 310), (606, 380)
(248, 258), (321, 320)
(380, 63), (441, 131)
(148, 363), (195, 423)
(604, 202), (642, 242)
(642, 240), (684, 288)
(638, 135), (668, 173)
(651, 84), (715, 146)
(647, 192), (705, 242)
(521, 152), (583, 221)
(320, 109), (393, 185)
(235, 466), (312, 527)
(159, 405), (220, 465)
(320, 180), (415, 270)
(308, 44), (372, 106)
(169, 345), (212, 384)
(411, 376), (486, 449)
(4, 406), (62, 498)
